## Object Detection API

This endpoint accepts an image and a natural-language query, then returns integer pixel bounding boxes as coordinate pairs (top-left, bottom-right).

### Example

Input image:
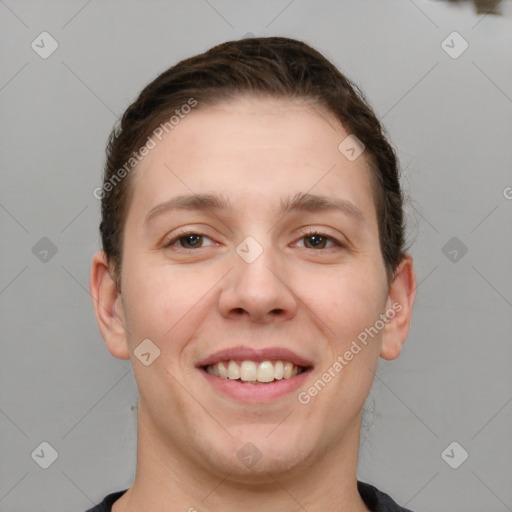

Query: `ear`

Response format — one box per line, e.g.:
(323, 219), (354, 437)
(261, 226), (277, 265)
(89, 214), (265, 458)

(380, 254), (417, 360)
(89, 251), (130, 360)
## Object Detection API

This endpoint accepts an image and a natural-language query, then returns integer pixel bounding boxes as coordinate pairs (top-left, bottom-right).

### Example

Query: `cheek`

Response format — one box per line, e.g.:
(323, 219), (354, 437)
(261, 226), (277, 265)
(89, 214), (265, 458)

(300, 264), (387, 342)
(121, 258), (213, 345)
(304, 271), (385, 410)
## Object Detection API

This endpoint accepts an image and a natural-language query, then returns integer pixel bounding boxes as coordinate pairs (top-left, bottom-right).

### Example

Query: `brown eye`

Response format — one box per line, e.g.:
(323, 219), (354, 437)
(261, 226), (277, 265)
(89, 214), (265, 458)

(295, 231), (340, 250)
(179, 234), (203, 248)
(303, 234), (329, 249)
(163, 232), (215, 250)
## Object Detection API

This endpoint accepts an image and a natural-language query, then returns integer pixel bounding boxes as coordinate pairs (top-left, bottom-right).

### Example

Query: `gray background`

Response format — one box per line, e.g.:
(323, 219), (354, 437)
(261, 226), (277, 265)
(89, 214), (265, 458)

(1, 1), (511, 511)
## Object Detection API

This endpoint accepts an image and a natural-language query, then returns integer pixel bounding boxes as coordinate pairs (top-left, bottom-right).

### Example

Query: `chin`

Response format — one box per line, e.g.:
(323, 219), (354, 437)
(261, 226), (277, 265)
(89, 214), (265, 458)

(196, 427), (314, 481)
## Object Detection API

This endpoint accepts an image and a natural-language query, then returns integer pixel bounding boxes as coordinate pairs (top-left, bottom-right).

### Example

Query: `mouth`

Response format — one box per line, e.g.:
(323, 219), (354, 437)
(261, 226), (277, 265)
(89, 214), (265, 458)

(196, 347), (314, 402)
(202, 360), (308, 384)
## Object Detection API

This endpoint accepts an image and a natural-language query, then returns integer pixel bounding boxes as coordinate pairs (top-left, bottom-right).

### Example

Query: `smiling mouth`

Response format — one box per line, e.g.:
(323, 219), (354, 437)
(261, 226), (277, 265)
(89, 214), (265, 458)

(202, 360), (310, 384)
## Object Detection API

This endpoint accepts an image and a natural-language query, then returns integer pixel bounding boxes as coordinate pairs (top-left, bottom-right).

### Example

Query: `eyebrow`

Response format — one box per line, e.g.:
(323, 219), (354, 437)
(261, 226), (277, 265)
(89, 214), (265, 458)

(144, 192), (365, 226)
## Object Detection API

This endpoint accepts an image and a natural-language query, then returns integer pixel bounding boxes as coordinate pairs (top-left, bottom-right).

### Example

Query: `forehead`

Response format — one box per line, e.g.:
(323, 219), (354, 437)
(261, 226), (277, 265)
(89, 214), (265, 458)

(146, 95), (350, 168)
(128, 95), (378, 233)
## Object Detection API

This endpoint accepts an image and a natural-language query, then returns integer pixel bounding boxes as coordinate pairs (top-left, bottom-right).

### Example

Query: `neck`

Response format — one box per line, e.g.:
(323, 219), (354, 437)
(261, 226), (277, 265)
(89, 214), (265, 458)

(113, 408), (370, 512)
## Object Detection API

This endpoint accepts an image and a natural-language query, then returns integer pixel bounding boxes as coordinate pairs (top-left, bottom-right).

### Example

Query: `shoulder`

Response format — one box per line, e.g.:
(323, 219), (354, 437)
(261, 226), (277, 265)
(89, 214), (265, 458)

(83, 490), (127, 512)
(85, 484), (412, 512)
(358, 481), (415, 512)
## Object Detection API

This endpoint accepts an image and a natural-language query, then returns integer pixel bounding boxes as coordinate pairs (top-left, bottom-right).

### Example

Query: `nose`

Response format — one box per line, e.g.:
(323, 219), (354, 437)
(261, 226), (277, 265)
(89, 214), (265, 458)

(218, 238), (298, 324)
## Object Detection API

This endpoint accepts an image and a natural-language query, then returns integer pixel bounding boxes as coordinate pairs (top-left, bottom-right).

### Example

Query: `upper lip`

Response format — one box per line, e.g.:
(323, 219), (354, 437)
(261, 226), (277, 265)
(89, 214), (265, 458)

(196, 346), (314, 368)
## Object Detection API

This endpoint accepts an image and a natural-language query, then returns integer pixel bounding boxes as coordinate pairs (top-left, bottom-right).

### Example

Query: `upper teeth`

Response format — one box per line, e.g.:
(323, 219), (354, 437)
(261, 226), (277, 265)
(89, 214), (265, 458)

(206, 360), (301, 383)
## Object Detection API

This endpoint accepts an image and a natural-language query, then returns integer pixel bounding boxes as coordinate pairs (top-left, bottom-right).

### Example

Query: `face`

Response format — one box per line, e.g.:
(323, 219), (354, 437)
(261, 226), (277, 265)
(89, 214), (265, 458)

(94, 96), (414, 481)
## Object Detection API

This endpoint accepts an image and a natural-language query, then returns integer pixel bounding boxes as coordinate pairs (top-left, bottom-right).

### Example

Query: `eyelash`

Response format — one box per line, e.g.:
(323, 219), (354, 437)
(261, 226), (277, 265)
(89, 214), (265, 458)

(162, 229), (344, 251)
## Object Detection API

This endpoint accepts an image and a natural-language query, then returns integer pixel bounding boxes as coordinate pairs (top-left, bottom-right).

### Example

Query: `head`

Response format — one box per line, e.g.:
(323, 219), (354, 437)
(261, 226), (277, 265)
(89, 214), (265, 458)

(90, 37), (416, 481)
(99, 37), (408, 290)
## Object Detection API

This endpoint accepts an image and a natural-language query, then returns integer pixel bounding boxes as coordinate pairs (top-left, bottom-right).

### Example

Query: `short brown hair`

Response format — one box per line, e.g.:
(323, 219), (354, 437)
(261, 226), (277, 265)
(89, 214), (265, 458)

(100, 36), (409, 289)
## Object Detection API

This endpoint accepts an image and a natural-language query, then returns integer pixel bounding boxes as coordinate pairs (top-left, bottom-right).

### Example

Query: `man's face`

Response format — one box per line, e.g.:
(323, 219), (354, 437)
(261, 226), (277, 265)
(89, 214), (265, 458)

(115, 96), (393, 479)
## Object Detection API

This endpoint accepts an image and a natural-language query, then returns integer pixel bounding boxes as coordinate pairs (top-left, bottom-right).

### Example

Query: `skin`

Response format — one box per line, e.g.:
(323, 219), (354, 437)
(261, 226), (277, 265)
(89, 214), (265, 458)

(90, 95), (416, 512)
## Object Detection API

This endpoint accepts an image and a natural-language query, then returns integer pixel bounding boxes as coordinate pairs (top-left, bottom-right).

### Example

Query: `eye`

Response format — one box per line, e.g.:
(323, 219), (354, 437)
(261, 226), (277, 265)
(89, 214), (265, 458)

(294, 230), (342, 250)
(163, 231), (215, 250)
(163, 229), (344, 251)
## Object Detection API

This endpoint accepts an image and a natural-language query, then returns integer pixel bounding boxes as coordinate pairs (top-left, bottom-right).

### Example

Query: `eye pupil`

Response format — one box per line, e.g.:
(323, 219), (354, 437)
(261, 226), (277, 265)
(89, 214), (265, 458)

(306, 235), (326, 248)
(182, 234), (202, 248)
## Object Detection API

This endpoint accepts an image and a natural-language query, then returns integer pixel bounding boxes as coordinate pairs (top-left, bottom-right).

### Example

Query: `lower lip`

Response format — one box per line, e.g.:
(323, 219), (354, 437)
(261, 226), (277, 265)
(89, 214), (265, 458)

(199, 368), (312, 403)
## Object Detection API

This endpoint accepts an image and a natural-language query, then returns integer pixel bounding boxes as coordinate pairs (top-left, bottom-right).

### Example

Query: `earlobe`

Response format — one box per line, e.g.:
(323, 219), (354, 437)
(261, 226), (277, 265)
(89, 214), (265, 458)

(380, 254), (417, 361)
(89, 251), (130, 360)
